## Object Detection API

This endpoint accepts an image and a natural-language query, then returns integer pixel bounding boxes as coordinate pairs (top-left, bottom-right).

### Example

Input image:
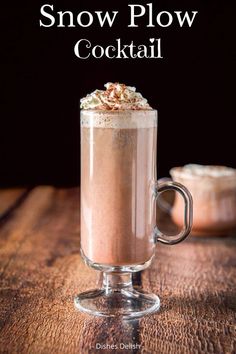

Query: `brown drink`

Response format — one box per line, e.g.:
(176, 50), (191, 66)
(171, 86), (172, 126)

(75, 83), (192, 319)
(170, 165), (236, 236)
(81, 110), (157, 265)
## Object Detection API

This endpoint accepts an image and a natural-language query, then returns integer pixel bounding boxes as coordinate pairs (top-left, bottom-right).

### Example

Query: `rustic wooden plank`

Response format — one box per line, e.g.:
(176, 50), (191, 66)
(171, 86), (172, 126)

(0, 187), (138, 354)
(0, 187), (235, 354)
(0, 188), (28, 218)
(0, 187), (82, 353)
(140, 237), (236, 354)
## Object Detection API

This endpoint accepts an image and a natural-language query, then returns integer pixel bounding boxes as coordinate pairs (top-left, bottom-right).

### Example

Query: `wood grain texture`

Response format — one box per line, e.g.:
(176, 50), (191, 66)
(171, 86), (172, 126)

(0, 187), (235, 354)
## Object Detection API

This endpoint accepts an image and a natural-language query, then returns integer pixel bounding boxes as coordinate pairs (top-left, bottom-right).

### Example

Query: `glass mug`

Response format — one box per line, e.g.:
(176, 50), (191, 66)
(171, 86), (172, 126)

(74, 109), (193, 319)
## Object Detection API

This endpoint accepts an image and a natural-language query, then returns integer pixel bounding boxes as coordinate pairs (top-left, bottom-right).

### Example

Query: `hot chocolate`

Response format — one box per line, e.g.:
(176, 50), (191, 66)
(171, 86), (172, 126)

(170, 164), (236, 236)
(81, 109), (157, 265)
(80, 83), (157, 265)
(75, 83), (193, 318)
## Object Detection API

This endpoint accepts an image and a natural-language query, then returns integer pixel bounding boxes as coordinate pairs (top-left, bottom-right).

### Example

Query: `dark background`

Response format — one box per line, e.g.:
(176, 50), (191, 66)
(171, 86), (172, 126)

(1, 0), (235, 186)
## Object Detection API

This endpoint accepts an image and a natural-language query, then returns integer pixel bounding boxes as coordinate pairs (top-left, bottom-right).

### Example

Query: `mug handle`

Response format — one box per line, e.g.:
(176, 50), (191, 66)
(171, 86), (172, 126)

(152, 179), (193, 245)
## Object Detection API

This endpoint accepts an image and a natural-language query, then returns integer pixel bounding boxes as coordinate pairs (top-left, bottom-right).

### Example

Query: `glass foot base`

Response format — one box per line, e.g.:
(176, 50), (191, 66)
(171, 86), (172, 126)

(74, 287), (160, 319)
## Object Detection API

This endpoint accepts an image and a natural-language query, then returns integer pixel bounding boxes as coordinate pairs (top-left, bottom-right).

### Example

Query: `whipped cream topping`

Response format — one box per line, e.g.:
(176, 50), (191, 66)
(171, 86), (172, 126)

(80, 82), (152, 110)
(171, 164), (236, 179)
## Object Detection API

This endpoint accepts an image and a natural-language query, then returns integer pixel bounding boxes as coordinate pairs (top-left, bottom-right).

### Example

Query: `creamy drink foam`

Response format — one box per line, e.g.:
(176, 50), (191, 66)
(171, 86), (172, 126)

(80, 83), (157, 265)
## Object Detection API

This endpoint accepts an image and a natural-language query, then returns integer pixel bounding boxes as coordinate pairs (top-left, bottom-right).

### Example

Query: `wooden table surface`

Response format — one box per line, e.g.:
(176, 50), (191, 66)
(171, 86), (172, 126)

(0, 187), (235, 354)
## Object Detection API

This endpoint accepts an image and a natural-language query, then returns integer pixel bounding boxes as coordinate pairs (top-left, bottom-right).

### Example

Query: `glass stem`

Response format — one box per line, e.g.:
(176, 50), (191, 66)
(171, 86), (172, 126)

(102, 272), (133, 293)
